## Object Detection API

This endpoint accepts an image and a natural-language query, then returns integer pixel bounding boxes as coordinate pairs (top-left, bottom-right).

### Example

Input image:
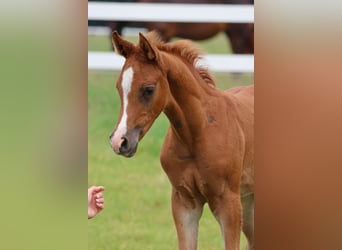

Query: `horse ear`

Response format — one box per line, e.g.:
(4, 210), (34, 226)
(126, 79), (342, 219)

(139, 32), (157, 61)
(112, 31), (134, 58)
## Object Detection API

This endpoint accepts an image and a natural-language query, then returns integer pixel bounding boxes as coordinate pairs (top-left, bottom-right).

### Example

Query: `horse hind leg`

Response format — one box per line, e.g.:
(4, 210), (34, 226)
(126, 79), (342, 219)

(242, 193), (254, 250)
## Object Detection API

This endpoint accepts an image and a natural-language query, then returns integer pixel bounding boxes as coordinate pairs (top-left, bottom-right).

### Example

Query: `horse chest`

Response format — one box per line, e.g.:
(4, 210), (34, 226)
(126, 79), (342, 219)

(160, 153), (227, 203)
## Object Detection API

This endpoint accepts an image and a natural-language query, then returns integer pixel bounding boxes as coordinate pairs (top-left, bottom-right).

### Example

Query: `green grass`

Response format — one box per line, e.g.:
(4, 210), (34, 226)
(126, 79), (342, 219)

(88, 33), (253, 249)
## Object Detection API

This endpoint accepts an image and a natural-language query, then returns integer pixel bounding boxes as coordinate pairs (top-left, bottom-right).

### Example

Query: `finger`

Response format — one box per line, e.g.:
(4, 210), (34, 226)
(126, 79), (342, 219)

(88, 186), (96, 194)
(95, 186), (105, 192)
(96, 203), (104, 208)
(96, 198), (104, 204)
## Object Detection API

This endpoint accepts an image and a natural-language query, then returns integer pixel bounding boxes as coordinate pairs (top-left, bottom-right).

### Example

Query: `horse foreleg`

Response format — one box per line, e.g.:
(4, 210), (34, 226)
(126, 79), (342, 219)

(171, 188), (204, 250)
(242, 193), (254, 250)
(209, 190), (242, 250)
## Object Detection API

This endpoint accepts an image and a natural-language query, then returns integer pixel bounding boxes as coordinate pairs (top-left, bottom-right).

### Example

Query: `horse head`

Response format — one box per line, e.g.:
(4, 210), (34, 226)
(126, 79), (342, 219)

(109, 31), (169, 157)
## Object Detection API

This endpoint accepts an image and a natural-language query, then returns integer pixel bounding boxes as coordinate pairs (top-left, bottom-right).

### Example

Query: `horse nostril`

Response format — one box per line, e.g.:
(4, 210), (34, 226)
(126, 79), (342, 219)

(119, 136), (128, 153)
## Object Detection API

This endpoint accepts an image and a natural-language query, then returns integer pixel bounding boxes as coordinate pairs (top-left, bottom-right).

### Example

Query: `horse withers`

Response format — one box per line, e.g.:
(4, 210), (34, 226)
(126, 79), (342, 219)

(109, 31), (254, 250)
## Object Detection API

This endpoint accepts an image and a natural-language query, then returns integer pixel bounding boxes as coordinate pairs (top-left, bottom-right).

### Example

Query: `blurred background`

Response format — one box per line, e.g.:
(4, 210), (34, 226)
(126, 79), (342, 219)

(88, 1), (253, 249)
(1, 0), (342, 249)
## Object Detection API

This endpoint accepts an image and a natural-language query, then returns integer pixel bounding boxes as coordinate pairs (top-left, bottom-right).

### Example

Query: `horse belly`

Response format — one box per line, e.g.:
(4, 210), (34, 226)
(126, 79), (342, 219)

(175, 23), (227, 40)
(148, 23), (227, 41)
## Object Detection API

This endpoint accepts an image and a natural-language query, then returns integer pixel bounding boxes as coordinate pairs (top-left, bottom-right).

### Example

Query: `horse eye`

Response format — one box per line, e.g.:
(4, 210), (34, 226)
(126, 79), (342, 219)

(142, 86), (155, 98)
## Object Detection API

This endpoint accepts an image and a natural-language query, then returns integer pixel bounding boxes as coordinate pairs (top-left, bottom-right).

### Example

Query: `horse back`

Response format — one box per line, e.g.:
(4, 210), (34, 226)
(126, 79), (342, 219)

(226, 85), (254, 99)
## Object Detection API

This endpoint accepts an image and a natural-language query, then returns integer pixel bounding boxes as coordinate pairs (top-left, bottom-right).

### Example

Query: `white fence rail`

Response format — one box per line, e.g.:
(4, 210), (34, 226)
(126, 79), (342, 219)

(88, 2), (254, 72)
(89, 52), (254, 73)
(88, 2), (254, 23)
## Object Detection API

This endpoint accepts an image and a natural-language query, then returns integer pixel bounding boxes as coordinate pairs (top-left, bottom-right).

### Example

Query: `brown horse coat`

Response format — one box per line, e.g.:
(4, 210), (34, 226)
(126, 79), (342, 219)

(110, 31), (254, 250)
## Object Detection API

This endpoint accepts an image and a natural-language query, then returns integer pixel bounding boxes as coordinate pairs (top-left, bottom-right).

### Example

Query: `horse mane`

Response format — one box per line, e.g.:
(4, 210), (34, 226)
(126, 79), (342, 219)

(144, 31), (216, 88)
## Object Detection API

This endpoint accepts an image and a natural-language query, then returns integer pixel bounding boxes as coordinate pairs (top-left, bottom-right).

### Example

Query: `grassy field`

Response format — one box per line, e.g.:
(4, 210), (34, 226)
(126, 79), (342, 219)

(88, 32), (253, 249)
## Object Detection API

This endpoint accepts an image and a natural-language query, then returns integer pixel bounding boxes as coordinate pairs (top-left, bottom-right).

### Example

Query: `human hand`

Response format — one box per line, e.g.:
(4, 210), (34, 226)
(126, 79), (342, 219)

(88, 186), (105, 219)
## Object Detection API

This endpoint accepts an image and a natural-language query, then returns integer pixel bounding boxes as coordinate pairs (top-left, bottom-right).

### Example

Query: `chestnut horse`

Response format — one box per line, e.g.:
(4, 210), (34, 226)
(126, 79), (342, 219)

(109, 31), (254, 250)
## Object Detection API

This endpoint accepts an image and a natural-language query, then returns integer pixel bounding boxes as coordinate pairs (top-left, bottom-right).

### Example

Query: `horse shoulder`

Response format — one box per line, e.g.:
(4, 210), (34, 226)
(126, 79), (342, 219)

(160, 128), (194, 173)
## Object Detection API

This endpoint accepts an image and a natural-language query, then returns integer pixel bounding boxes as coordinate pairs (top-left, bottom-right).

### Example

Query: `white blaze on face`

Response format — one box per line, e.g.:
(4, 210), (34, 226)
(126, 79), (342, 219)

(111, 66), (134, 153)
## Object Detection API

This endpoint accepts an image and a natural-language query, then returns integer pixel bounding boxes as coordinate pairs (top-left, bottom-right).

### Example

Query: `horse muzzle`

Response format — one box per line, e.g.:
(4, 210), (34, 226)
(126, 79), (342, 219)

(110, 127), (141, 157)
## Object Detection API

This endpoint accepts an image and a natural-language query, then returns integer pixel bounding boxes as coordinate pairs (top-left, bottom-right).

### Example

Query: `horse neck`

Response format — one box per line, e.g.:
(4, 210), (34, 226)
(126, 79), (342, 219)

(161, 52), (214, 148)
